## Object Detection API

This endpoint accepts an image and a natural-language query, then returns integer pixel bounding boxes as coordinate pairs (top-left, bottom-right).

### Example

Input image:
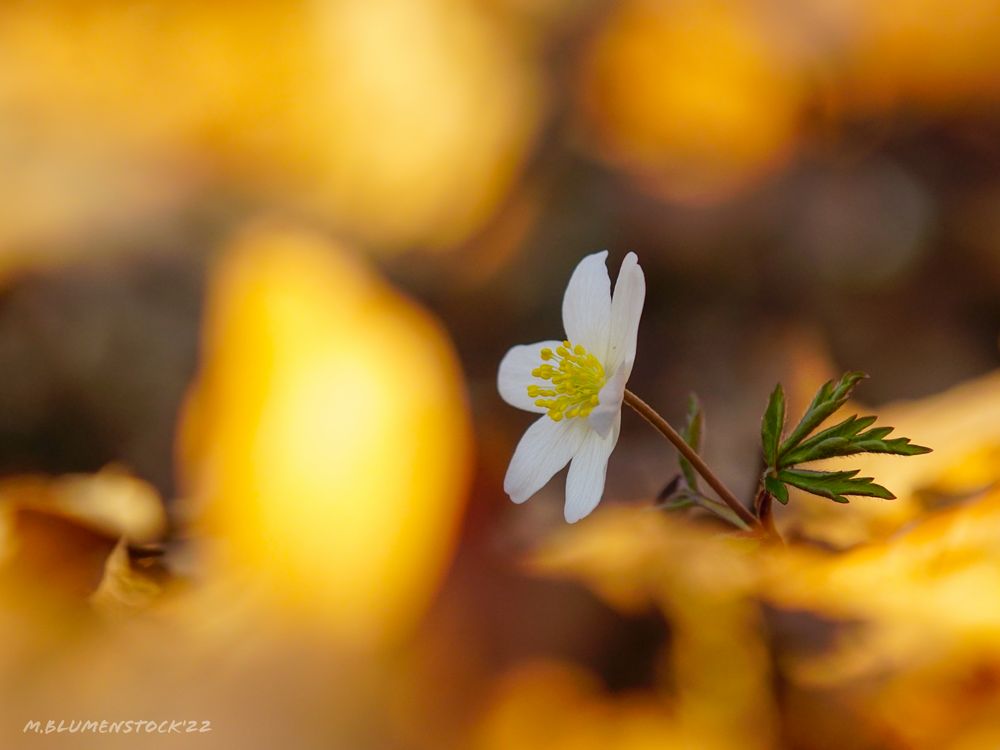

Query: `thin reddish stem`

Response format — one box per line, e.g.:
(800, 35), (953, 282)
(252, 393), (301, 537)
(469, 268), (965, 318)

(623, 389), (759, 529)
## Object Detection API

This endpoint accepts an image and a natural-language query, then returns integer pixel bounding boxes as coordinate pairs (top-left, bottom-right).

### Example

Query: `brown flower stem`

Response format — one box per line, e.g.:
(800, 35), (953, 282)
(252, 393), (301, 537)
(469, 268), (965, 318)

(623, 389), (759, 529)
(754, 486), (782, 542)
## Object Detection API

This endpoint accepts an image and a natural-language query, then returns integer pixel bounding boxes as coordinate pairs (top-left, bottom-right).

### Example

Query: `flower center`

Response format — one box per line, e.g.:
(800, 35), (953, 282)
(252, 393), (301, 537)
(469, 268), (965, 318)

(528, 341), (606, 422)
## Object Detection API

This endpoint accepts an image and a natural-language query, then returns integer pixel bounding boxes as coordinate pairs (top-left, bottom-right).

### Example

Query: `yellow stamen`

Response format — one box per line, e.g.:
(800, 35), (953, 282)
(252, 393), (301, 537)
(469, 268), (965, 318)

(529, 340), (606, 422)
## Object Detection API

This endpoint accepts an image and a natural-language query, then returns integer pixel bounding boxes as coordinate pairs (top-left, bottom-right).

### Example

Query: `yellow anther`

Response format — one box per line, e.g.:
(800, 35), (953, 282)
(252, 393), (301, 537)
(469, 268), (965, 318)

(527, 340), (606, 423)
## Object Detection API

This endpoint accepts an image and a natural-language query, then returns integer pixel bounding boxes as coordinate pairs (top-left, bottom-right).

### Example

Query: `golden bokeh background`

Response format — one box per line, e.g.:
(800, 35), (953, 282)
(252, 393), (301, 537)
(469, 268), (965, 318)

(0, 0), (997, 747)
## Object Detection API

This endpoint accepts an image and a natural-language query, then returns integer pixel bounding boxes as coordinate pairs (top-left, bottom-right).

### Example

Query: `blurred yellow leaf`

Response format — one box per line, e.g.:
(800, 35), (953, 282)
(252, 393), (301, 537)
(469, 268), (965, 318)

(1, 508), (117, 603)
(0, 467), (165, 605)
(0, 0), (541, 257)
(779, 369), (1000, 548)
(532, 508), (775, 749)
(766, 487), (1000, 649)
(303, 0), (542, 250)
(578, 0), (803, 203)
(532, 507), (755, 613)
(0, 466), (166, 545)
(847, 0), (1000, 111)
(474, 661), (679, 750)
(89, 539), (163, 617)
(761, 485), (1000, 747)
(180, 224), (472, 647)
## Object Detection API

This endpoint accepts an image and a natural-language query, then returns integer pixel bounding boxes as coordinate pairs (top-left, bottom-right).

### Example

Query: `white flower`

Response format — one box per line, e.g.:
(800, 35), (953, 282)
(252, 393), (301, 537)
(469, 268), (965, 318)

(497, 251), (645, 522)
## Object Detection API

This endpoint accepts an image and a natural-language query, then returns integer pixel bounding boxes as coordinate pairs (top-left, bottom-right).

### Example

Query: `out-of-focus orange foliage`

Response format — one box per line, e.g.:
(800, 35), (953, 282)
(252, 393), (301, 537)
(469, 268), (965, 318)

(533, 510), (776, 749)
(0, 225), (475, 748)
(760, 485), (1000, 748)
(844, 0), (1000, 112)
(576, 0), (1000, 204)
(0, 467), (165, 546)
(777, 369), (1000, 548)
(1, 0), (998, 257)
(578, 0), (803, 203)
(306, 0), (541, 249)
(0, 469), (174, 745)
(521, 368), (1000, 749)
(0, 288), (993, 750)
(0, 468), (164, 605)
(474, 662), (678, 750)
(179, 225), (472, 647)
(0, 0), (995, 745)
(0, 0), (541, 255)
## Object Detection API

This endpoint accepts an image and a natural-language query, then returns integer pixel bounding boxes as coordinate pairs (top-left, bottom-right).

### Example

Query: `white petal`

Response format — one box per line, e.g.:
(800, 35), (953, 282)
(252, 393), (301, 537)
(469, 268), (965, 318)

(497, 340), (563, 413)
(561, 251), (612, 360)
(606, 252), (645, 374)
(504, 416), (588, 504)
(564, 413), (620, 523)
(587, 363), (628, 438)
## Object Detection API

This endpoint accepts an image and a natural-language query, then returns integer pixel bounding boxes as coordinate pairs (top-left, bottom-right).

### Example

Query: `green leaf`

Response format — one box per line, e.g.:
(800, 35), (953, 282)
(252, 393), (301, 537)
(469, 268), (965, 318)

(778, 468), (895, 504)
(851, 433), (932, 457)
(780, 416), (932, 466)
(789, 414), (878, 454)
(655, 476), (693, 511)
(764, 475), (789, 505)
(658, 495), (696, 511)
(655, 488), (750, 531)
(760, 383), (786, 467)
(695, 496), (751, 531)
(755, 372), (932, 509)
(679, 393), (703, 490)
(778, 371), (868, 458)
